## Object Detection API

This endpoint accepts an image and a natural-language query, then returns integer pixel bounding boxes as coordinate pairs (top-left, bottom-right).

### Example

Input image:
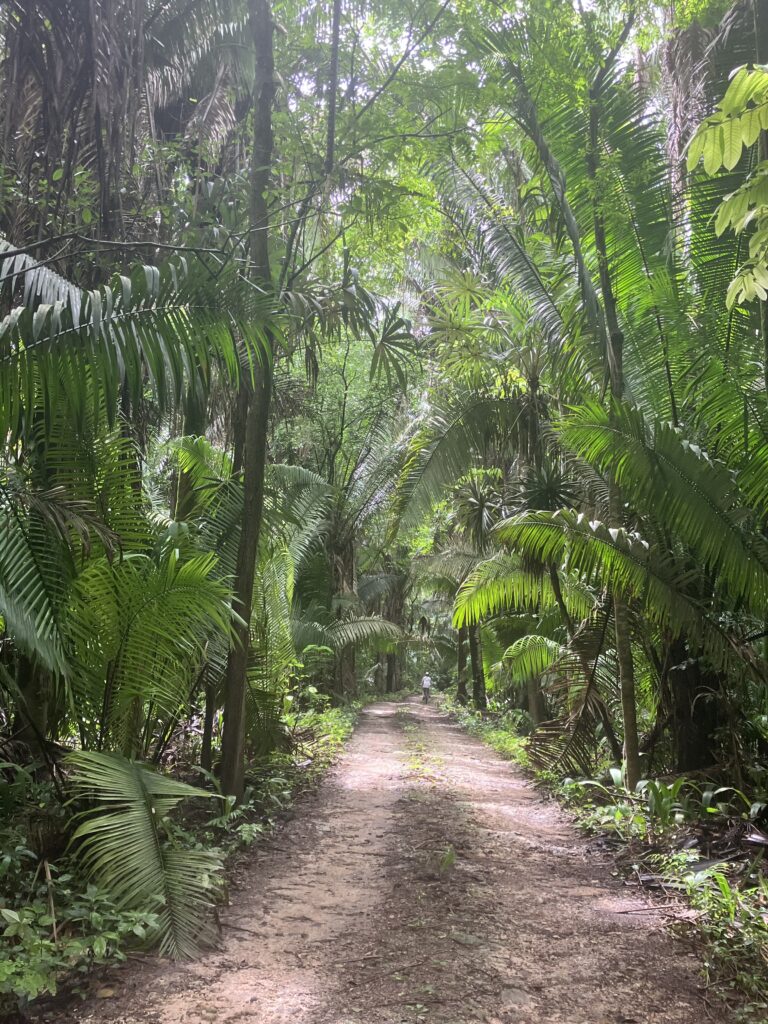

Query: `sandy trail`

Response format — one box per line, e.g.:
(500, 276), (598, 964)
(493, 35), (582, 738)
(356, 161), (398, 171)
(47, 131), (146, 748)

(58, 701), (723, 1024)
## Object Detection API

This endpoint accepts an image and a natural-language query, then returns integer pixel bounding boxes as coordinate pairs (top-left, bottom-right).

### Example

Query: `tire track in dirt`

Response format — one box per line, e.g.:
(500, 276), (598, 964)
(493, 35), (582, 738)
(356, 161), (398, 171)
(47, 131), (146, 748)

(50, 701), (725, 1024)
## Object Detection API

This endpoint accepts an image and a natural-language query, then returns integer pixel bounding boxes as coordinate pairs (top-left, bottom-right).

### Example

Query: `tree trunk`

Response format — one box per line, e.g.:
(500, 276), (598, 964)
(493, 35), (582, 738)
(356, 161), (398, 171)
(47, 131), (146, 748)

(200, 672), (216, 773)
(586, 33), (641, 790)
(220, 363), (272, 797)
(468, 624), (487, 711)
(613, 595), (640, 789)
(384, 573), (405, 696)
(373, 652), (386, 694)
(386, 652), (401, 693)
(526, 677), (548, 726)
(324, 0), (342, 176)
(332, 537), (357, 699)
(508, 50), (638, 779)
(13, 655), (48, 754)
(668, 639), (719, 772)
(457, 625), (469, 705)
(220, 0), (275, 800)
(335, 645), (356, 699)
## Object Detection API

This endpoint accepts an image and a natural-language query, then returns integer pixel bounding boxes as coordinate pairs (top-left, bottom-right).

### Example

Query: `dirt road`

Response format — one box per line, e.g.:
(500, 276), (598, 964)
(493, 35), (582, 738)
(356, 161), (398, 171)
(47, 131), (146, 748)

(64, 701), (720, 1024)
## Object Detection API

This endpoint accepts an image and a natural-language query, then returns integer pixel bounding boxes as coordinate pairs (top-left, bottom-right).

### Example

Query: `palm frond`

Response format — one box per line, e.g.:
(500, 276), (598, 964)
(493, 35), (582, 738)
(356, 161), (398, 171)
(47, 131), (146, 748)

(453, 552), (595, 627)
(495, 509), (749, 674)
(0, 482), (70, 674)
(67, 751), (221, 959)
(396, 395), (522, 524)
(503, 634), (563, 683)
(0, 237), (81, 313)
(0, 258), (275, 445)
(558, 399), (768, 614)
(66, 550), (234, 751)
(324, 615), (403, 650)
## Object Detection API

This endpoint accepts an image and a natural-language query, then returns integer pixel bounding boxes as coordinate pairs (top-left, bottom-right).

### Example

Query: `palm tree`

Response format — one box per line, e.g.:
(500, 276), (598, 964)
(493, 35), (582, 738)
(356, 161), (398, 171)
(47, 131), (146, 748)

(396, 2), (768, 784)
(0, 254), (273, 755)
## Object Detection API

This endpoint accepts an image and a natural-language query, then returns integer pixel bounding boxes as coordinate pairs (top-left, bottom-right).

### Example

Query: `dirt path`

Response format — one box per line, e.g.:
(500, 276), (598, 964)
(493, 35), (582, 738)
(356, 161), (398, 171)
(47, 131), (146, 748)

(59, 701), (723, 1024)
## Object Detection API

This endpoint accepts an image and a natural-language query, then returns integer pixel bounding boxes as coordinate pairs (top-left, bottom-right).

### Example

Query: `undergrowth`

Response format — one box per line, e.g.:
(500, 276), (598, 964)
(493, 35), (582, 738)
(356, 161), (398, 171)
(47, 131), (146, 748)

(0, 697), (363, 1018)
(438, 691), (768, 1019)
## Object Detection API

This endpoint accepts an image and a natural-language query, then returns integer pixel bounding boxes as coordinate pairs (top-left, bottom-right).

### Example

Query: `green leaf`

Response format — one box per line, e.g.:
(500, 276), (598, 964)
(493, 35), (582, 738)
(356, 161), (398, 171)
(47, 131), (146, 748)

(503, 635), (563, 682)
(741, 108), (763, 148)
(67, 751), (222, 959)
(722, 118), (745, 172)
(703, 126), (725, 175)
(686, 129), (706, 172)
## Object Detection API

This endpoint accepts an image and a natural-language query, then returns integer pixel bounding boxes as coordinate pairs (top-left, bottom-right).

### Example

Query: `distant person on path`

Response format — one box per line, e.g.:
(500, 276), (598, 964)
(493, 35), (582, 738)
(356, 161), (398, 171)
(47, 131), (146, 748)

(421, 672), (432, 704)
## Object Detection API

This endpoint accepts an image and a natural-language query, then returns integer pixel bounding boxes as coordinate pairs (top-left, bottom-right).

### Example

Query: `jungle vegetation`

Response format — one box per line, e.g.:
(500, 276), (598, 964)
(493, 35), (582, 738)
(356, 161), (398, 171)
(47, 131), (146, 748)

(1, 0), (767, 1013)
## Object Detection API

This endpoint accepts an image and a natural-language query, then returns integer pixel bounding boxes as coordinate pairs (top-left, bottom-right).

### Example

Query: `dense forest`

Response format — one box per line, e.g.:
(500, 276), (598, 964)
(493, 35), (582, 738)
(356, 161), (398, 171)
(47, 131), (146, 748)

(2, 0), (768, 1017)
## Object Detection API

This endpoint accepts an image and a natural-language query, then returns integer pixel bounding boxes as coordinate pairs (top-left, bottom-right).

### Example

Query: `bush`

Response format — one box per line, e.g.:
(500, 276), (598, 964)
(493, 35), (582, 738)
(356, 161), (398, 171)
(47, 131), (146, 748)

(0, 874), (158, 1014)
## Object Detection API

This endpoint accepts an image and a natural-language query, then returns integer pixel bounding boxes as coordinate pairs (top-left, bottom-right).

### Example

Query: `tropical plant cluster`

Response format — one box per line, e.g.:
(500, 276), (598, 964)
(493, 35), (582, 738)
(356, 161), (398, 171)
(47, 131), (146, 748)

(2, 0), (768, 1014)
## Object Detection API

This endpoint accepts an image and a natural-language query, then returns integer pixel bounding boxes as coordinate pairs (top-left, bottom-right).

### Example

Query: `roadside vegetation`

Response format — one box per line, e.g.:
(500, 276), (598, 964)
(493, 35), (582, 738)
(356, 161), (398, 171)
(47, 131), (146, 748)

(0, 694), (360, 1014)
(2, 0), (768, 1017)
(441, 692), (768, 1018)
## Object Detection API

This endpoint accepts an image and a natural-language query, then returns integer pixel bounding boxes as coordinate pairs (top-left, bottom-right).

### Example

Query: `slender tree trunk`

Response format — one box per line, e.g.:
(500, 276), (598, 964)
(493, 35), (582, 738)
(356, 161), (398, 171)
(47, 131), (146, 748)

(324, 0), (342, 177)
(384, 575), (405, 695)
(457, 624), (469, 705)
(13, 656), (48, 754)
(374, 652), (386, 693)
(336, 645), (356, 699)
(220, 0), (275, 800)
(220, 364), (272, 797)
(10, 655), (62, 798)
(613, 595), (640, 788)
(468, 624), (487, 711)
(332, 538), (357, 699)
(586, 31), (641, 790)
(508, 57), (633, 771)
(200, 672), (216, 773)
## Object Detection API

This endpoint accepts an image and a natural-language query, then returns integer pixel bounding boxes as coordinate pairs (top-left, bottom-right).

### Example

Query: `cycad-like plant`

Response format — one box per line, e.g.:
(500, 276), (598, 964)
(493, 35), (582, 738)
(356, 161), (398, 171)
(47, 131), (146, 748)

(66, 549), (235, 755)
(67, 751), (222, 959)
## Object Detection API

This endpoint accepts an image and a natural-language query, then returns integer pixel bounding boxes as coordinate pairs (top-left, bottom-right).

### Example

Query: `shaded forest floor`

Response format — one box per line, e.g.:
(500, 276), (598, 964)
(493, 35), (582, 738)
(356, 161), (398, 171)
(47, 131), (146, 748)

(47, 700), (726, 1024)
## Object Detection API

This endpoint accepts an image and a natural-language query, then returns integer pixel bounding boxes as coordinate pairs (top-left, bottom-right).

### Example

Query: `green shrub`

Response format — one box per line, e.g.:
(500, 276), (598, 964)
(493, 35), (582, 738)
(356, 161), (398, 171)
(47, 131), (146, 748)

(0, 877), (158, 1014)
